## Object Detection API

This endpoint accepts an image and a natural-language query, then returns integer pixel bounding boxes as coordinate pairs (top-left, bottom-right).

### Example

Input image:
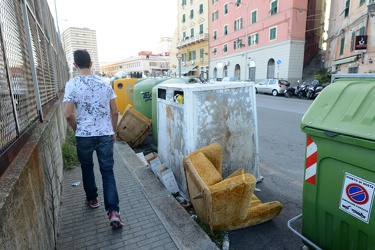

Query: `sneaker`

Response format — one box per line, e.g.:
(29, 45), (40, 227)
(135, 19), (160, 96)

(86, 198), (99, 208)
(108, 211), (123, 228)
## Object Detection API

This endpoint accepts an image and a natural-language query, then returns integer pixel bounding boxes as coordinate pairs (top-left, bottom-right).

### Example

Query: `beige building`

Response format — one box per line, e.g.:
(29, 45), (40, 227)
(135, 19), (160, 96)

(325, 0), (375, 74)
(171, 0), (210, 78)
(61, 27), (100, 77)
(100, 52), (170, 78)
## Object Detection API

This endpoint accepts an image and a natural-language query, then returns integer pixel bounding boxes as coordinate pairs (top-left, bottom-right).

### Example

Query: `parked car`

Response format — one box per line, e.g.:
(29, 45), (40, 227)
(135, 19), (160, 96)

(222, 76), (239, 82)
(254, 79), (289, 96)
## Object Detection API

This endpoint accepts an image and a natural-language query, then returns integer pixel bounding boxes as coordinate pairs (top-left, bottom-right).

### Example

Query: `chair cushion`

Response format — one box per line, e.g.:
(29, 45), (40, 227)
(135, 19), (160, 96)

(189, 152), (222, 186)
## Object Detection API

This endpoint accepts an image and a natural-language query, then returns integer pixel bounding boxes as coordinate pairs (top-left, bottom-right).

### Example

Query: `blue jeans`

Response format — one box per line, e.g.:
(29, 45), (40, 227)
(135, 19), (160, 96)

(76, 135), (119, 212)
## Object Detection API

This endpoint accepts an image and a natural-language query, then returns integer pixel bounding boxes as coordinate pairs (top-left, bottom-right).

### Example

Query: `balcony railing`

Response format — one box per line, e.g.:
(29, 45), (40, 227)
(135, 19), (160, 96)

(177, 33), (209, 48)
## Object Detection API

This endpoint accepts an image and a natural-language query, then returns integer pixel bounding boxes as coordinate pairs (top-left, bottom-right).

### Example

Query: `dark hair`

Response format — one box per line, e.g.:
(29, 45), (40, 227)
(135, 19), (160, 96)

(73, 50), (91, 69)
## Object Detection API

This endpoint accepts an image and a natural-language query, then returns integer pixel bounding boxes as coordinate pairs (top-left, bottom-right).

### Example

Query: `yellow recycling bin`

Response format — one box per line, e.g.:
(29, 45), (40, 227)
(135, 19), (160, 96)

(113, 78), (139, 115)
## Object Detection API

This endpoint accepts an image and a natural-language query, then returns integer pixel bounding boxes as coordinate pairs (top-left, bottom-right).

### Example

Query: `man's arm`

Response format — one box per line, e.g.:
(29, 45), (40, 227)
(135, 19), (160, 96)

(64, 102), (77, 132)
(110, 99), (119, 135)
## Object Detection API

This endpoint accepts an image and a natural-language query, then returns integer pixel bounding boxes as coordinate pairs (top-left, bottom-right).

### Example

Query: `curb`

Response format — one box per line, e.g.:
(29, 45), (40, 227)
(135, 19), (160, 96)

(114, 141), (219, 250)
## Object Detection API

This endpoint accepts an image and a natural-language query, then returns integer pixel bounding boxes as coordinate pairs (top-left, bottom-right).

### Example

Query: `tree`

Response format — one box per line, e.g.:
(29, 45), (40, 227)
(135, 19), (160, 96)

(314, 67), (331, 84)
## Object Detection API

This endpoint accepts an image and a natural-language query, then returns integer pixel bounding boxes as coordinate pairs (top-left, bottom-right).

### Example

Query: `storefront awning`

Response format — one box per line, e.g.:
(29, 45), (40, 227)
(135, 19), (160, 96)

(332, 55), (359, 66)
(172, 65), (198, 75)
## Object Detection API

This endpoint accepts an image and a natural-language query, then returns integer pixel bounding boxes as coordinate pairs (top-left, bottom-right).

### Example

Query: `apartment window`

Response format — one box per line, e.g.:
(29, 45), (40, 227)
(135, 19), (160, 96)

(199, 24), (204, 34)
(344, 0), (350, 17)
(190, 9), (194, 19)
(224, 25), (228, 35)
(213, 30), (217, 40)
(248, 33), (259, 45)
(350, 31), (355, 51)
(182, 14), (186, 23)
(199, 4), (203, 14)
(224, 3), (228, 14)
(234, 18), (243, 31)
(340, 37), (345, 55)
(212, 0), (218, 4)
(182, 0), (186, 6)
(348, 66), (358, 73)
(269, 27), (277, 40)
(251, 10), (257, 23)
(360, 0), (366, 5)
(190, 50), (196, 60)
(270, 0), (278, 15)
(236, 0), (242, 6)
(223, 44), (228, 53)
(200, 48), (204, 60)
(213, 47), (217, 55)
(190, 28), (194, 37)
(212, 10), (219, 21)
(183, 31), (187, 40)
(234, 39), (243, 50)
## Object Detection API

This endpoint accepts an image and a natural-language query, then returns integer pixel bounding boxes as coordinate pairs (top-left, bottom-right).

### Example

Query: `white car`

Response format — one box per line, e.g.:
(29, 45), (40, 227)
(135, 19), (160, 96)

(255, 79), (289, 96)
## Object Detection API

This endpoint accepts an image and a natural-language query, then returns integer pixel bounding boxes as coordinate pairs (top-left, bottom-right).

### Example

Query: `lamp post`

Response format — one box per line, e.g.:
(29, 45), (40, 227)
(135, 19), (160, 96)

(176, 52), (182, 78)
(230, 1), (248, 81)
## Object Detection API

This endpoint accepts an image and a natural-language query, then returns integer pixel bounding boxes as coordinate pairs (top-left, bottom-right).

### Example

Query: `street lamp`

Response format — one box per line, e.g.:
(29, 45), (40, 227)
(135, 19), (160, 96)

(229, 1), (248, 81)
(176, 52), (182, 78)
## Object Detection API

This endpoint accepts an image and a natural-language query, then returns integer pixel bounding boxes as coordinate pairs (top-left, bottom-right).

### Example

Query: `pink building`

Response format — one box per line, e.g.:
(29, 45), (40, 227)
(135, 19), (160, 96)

(209, 0), (308, 84)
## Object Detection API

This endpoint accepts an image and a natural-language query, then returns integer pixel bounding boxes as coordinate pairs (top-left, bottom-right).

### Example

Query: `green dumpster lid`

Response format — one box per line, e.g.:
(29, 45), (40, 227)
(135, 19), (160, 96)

(301, 78), (375, 140)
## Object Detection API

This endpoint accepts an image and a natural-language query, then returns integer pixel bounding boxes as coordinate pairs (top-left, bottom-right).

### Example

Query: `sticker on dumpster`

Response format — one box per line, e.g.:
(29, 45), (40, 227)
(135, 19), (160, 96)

(305, 136), (317, 185)
(339, 173), (375, 223)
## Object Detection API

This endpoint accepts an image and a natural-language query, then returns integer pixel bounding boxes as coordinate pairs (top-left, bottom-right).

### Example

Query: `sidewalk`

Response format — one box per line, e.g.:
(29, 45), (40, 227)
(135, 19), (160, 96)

(57, 140), (218, 250)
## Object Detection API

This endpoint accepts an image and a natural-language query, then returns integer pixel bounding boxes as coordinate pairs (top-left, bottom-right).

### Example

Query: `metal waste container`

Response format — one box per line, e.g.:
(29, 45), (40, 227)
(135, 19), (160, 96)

(113, 78), (139, 115)
(288, 75), (375, 249)
(156, 81), (260, 199)
(151, 77), (200, 150)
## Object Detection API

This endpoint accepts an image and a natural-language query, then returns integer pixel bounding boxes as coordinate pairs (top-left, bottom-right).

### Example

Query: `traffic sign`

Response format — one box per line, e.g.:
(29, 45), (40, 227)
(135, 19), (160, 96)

(277, 59), (281, 65)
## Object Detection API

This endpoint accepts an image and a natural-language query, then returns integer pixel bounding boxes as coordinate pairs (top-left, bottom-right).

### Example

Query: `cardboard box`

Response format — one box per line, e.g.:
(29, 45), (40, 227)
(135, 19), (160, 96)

(149, 157), (162, 175)
(116, 104), (152, 148)
(144, 152), (159, 164)
(156, 165), (179, 194)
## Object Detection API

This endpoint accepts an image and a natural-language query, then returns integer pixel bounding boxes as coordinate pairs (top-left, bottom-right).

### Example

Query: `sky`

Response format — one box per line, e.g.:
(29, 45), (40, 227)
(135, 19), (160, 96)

(48, 0), (177, 63)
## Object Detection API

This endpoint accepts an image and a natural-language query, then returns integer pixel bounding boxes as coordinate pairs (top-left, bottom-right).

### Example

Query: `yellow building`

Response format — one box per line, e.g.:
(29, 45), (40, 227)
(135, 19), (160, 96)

(171, 0), (210, 78)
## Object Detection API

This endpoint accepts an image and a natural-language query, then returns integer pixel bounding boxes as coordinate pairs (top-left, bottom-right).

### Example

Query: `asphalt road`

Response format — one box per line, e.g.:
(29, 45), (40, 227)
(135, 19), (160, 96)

(228, 94), (314, 250)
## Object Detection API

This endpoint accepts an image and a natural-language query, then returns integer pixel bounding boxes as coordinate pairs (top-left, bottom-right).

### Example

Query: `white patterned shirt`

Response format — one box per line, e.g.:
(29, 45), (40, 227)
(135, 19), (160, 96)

(63, 75), (116, 137)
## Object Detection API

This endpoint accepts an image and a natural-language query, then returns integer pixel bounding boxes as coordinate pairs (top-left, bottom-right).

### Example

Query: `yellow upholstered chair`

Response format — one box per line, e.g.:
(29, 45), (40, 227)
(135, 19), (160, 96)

(183, 143), (283, 231)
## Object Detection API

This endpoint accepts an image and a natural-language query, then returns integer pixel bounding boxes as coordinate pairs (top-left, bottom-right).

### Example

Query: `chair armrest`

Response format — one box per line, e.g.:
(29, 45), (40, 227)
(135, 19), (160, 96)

(208, 173), (256, 226)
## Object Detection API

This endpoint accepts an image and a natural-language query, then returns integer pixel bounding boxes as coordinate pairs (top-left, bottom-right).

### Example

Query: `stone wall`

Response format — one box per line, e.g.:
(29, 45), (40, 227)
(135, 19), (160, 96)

(0, 98), (66, 250)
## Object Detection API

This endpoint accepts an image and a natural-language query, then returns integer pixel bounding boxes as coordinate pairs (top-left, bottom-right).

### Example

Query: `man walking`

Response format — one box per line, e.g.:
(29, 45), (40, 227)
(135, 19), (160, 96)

(63, 50), (123, 228)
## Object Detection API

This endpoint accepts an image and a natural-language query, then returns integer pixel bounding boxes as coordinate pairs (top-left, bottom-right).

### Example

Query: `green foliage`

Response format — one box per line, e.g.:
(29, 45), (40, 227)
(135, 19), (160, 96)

(62, 128), (78, 170)
(193, 217), (225, 248)
(314, 67), (331, 84)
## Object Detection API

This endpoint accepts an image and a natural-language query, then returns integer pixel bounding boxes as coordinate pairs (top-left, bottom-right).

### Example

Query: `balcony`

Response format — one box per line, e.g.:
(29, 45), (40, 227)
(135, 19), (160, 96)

(177, 33), (209, 48)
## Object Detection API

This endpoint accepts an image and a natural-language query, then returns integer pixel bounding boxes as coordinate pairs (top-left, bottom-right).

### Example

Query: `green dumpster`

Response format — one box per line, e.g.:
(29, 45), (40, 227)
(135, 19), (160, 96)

(288, 77), (375, 250)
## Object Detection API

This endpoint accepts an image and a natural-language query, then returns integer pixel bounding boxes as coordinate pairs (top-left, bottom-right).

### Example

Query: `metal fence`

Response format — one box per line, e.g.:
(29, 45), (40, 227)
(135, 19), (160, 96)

(0, 0), (69, 175)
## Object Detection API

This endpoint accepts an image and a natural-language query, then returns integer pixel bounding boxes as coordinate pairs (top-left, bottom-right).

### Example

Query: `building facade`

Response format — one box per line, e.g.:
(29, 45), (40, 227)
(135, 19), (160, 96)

(325, 0), (374, 74)
(100, 52), (170, 78)
(61, 27), (100, 77)
(209, 0), (309, 85)
(173, 0), (210, 78)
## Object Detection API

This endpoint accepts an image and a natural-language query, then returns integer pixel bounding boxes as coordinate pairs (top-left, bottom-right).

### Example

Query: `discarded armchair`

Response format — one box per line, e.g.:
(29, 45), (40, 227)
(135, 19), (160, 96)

(183, 143), (283, 231)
